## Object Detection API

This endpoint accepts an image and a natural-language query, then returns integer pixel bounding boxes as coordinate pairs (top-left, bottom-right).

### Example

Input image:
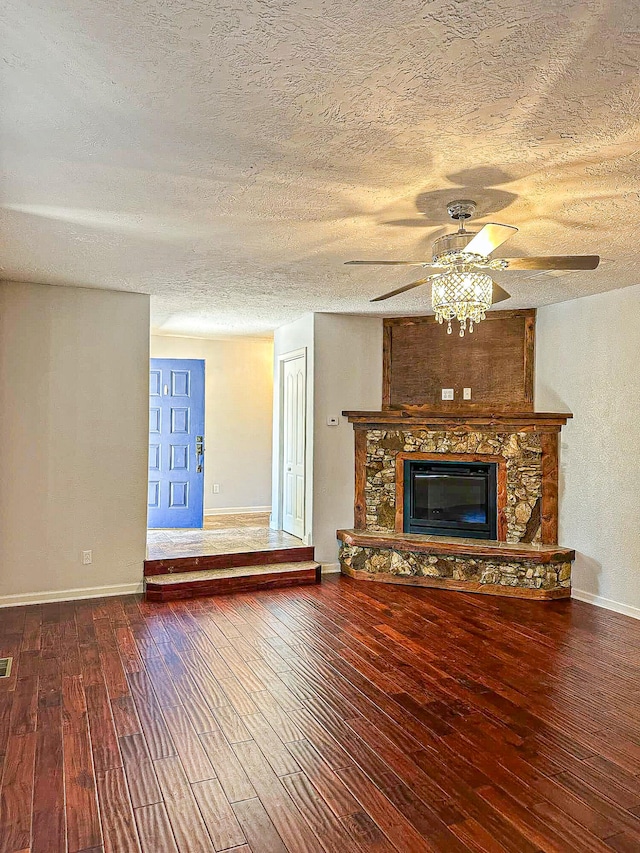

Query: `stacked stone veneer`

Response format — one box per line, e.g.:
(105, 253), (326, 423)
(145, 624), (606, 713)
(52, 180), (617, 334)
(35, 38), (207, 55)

(365, 428), (543, 543)
(340, 544), (572, 592)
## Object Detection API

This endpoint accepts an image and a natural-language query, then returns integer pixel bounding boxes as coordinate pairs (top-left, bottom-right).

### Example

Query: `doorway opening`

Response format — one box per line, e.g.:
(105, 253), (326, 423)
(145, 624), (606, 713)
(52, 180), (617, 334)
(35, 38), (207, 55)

(146, 340), (304, 565)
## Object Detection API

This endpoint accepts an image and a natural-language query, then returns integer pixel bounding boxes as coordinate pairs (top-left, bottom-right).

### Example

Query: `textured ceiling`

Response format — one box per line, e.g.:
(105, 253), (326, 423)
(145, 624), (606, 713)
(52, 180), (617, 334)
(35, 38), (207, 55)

(2, 0), (640, 336)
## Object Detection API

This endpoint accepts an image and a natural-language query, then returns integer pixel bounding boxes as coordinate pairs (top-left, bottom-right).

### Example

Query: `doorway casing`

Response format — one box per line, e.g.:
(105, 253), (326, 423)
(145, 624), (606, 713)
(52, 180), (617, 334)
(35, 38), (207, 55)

(272, 348), (310, 543)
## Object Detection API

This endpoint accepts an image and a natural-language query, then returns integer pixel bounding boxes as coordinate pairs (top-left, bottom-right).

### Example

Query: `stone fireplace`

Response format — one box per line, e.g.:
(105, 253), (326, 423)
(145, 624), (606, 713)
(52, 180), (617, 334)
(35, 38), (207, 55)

(337, 411), (574, 599)
(367, 427), (541, 543)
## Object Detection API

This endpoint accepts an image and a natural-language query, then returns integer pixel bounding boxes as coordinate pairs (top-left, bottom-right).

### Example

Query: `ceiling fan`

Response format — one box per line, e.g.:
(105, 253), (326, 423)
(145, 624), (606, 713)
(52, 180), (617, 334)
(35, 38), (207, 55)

(345, 200), (599, 336)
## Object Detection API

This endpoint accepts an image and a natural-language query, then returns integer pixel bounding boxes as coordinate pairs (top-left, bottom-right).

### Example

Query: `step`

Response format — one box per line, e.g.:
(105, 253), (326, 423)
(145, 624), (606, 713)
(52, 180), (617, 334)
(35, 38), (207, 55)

(144, 545), (315, 577)
(145, 560), (321, 601)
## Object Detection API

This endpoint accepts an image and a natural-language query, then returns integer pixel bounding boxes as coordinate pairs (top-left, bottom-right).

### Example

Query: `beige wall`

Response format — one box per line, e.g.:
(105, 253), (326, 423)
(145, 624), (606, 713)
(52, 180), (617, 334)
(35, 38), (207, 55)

(0, 282), (150, 605)
(271, 313), (382, 565)
(151, 335), (273, 512)
(312, 314), (383, 566)
(536, 284), (640, 618)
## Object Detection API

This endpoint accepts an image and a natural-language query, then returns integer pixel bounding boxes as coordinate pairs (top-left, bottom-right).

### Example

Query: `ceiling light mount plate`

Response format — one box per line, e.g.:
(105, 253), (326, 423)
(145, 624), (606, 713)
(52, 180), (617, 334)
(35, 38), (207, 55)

(446, 199), (477, 222)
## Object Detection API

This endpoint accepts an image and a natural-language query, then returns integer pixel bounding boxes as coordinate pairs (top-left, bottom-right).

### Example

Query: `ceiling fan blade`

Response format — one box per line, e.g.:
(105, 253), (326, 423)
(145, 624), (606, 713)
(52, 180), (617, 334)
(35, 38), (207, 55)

(370, 276), (436, 302)
(491, 282), (511, 304)
(464, 223), (518, 257)
(501, 255), (600, 271)
(345, 260), (431, 266)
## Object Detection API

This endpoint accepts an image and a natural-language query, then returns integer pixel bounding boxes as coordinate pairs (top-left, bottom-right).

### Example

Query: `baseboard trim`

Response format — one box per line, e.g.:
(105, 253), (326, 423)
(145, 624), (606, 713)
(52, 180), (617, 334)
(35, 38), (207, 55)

(205, 505), (272, 516)
(0, 581), (144, 608)
(321, 563), (341, 574)
(571, 588), (640, 621)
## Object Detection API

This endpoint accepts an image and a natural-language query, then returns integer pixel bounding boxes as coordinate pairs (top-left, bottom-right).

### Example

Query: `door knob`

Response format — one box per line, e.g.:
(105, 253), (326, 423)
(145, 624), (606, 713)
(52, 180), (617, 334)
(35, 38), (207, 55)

(196, 435), (205, 472)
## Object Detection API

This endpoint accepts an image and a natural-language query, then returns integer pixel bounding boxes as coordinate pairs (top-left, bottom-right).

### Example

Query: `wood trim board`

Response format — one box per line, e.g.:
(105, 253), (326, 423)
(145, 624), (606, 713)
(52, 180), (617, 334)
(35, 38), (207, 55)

(541, 431), (559, 545)
(353, 428), (367, 530)
(344, 411), (571, 430)
(337, 529), (574, 563)
(382, 321), (392, 408)
(144, 546), (315, 577)
(524, 311), (536, 406)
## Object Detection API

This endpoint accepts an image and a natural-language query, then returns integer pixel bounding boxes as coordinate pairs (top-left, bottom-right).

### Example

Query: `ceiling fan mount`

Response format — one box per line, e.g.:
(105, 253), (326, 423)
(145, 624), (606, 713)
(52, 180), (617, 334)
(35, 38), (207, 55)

(446, 198), (478, 222)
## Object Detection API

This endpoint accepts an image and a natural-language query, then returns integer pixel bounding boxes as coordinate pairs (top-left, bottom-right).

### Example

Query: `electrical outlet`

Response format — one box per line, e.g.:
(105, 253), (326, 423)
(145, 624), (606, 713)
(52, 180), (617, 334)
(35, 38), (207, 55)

(441, 388), (454, 401)
(463, 387), (472, 400)
(213, 484), (220, 494)
(82, 550), (92, 565)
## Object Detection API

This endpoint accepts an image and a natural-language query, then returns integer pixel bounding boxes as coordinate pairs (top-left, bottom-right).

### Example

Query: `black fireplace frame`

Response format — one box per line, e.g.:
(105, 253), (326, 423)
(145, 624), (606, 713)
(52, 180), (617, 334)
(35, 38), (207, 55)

(403, 458), (498, 540)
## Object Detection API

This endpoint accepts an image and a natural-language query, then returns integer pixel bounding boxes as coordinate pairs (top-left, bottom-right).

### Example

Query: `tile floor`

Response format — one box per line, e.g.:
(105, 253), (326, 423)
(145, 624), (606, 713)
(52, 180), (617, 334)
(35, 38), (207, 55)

(146, 512), (303, 561)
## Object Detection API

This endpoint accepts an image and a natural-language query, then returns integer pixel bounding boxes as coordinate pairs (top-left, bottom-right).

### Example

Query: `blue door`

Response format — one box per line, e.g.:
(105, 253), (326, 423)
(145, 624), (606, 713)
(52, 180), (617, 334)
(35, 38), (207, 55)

(148, 358), (205, 528)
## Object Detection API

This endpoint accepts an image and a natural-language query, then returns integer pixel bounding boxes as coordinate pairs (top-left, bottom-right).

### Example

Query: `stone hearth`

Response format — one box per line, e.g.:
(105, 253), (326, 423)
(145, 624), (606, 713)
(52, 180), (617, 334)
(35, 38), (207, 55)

(337, 530), (573, 598)
(341, 544), (571, 591)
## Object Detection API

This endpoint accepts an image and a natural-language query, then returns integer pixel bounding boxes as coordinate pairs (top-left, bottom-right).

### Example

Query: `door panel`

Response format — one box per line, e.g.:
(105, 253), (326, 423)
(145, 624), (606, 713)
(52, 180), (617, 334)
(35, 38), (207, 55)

(147, 358), (205, 528)
(282, 354), (306, 539)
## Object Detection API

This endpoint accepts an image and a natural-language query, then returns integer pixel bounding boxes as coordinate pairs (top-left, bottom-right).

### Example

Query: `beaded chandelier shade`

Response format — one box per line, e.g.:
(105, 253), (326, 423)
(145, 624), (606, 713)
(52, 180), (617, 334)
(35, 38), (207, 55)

(431, 270), (493, 337)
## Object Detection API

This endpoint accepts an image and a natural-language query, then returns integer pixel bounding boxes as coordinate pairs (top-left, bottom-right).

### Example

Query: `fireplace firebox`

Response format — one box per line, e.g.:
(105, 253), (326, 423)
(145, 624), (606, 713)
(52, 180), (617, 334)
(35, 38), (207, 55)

(403, 459), (497, 540)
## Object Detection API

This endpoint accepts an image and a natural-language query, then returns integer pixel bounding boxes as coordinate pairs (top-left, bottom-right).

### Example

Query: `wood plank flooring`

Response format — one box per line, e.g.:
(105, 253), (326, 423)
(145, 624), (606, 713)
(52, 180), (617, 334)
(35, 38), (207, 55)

(1, 576), (640, 852)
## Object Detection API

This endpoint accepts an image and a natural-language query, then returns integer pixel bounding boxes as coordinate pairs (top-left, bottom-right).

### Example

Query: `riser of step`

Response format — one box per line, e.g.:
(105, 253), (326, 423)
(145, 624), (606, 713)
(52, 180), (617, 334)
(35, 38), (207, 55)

(145, 561), (321, 601)
(144, 545), (315, 577)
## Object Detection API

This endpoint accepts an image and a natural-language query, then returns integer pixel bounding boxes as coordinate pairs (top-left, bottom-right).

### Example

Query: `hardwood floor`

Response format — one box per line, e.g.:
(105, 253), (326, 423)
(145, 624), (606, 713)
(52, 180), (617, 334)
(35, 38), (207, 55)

(1, 577), (640, 853)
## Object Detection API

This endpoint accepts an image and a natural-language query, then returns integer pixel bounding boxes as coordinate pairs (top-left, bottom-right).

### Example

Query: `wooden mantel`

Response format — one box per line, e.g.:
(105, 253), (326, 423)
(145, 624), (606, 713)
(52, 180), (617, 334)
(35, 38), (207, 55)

(343, 410), (573, 431)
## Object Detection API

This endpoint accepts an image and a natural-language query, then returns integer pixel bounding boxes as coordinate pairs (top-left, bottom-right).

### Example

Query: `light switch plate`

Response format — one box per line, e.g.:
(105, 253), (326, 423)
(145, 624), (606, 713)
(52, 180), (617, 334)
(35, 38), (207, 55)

(441, 388), (454, 401)
(463, 387), (472, 400)
(326, 416), (339, 426)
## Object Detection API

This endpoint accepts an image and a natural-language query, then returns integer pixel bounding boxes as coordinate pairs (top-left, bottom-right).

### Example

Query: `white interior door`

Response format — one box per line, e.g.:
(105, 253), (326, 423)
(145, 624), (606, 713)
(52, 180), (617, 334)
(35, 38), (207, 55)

(282, 354), (306, 539)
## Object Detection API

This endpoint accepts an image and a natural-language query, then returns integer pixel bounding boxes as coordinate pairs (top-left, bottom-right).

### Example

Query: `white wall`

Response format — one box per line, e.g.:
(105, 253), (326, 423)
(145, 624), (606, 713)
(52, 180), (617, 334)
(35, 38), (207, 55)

(312, 315), (383, 566)
(151, 335), (273, 512)
(271, 314), (315, 542)
(0, 281), (150, 605)
(536, 284), (640, 617)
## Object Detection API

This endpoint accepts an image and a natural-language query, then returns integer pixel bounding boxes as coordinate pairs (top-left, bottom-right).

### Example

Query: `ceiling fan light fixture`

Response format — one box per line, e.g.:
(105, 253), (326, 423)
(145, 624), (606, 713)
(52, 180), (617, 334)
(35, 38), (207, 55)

(432, 270), (493, 337)
(354, 199), (600, 333)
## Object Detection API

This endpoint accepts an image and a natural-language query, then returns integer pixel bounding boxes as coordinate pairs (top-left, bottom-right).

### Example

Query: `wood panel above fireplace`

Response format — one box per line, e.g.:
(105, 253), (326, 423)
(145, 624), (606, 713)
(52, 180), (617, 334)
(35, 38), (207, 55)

(383, 309), (535, 412)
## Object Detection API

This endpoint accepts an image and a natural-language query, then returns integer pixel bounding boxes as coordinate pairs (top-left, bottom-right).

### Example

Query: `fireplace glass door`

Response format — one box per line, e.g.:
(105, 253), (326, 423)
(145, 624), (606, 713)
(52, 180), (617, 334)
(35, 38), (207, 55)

(404, 460), (497, 539)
